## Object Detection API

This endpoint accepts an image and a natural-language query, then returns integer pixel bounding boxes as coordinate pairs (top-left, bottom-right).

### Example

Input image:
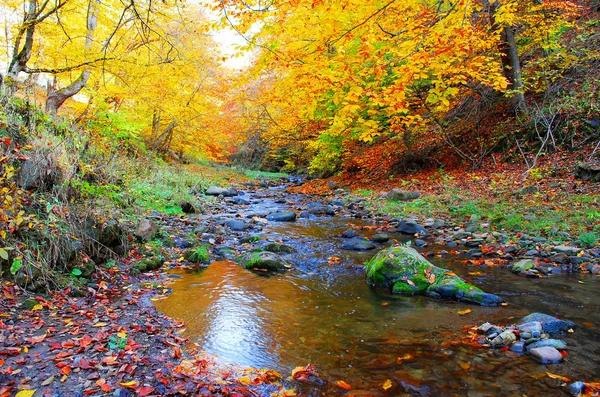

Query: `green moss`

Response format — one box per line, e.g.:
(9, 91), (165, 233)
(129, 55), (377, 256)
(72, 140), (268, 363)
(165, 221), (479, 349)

(392, 282), (418, 295)
(409, 275), (429, 291)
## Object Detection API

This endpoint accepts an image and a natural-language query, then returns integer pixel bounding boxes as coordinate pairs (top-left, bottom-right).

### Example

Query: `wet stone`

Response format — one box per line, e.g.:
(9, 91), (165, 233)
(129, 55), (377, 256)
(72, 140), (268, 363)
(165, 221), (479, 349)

(526, 339), (567, 352)
(529, 346), (563, 364)
(510, 341), (525, 354)
(341, 230), (358, 238)
(568, 381), (587, 396)
(478, 322), (493, 334)
(370, 233), (390, 243)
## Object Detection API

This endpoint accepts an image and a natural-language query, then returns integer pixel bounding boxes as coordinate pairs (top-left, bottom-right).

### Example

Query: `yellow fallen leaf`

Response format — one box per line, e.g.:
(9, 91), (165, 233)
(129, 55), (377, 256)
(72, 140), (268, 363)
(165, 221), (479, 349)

(16, 391), (36, 397)
(546, 372), (570, 382)
(459, 362), (471, 371)
(337, 380), (352, 390)
(501, 302), (508, 306)
(458, 309), (472, 315)
(238, 377), (251, 385)
(93, 322), (108, 327)
(382, 379), (393, 391)
(119, 381), (137, 388)
(117, 332), (127, 338)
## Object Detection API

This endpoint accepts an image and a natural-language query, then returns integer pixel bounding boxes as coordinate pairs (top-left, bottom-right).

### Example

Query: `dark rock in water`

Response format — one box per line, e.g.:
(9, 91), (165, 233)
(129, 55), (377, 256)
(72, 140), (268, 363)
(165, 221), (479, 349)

(232, 196), (250, 205)
(235, 251), (291, 272)
(529, 346), (563, 364)
(465, 249), (482, 257)
(396, 221), (427, 235)
(168, 274), (184, 279)
(341, 230), (358, 238)
(266, 212), (297, 222)
(331, 200), (345, 206)
(568, 381), (587, 396)
(342, 237), (376, 251)
(511, 259), (535, 273)
(387, 188), (420, 201)
(240, 235), (261, 244)
(225, 220), (246, 231)
(519, 312), (576, 336)
(370, 233), (390, 243)
(179, 201), (197, 214)
(307, 205), (336, 216)
(134, 219), (158, 240)
(415, 239), (426, 247)
(216, 246), (236, 260)
(447, 241), (458, 248)
(205, 186), (237, 197)
(263, 243), (295, 254)
(365, 246), (503, 306)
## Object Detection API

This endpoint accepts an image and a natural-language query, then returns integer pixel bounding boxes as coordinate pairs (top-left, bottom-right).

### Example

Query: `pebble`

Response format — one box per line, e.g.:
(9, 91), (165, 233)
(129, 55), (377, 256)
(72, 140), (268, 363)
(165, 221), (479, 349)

(568, 381), (587, 396)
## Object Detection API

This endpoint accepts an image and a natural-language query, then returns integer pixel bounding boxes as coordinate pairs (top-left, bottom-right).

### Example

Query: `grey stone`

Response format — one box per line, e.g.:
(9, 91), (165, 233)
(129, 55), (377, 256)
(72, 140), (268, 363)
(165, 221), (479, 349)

(266, 212), (297, 222)
(341, 230), (358, 238)
(396, 221), (427, 235)
(370, 233), (390, 243)
(529, 346), (563, 364)
(552, 245), (583, 256)
(478, 322), (493, 334)
(387, 188), (420, 202)
(519, 313), (576, 336)
(491, 330), (516, 347)
(307, 205), (336, 216)
(225, 220), (246, 231)
(205, 186), (237, 197)
(510, 341), (525, 354)
(343, 237), (376, 251)
(526, 339), (567, 352)
(134, 219), (158, 240)
(232, 196), (250, 205)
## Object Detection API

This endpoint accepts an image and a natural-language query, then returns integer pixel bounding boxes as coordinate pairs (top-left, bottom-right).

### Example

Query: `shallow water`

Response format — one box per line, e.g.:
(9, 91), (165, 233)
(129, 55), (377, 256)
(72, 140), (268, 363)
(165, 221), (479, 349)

(156, 215), (600, 396)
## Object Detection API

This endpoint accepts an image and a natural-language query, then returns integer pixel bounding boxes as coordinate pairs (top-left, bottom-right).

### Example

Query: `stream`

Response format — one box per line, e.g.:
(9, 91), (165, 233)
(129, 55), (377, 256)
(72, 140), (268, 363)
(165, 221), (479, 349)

(154, 186), (600, 396)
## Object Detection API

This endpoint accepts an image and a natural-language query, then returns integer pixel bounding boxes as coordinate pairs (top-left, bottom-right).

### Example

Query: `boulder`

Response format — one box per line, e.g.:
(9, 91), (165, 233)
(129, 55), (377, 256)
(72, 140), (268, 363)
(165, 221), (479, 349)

(205, 186), (237, 197)
(552, 245), (583, 256)
(98, 219), (125, 247)
(525, 339), (567, 352)
(575, 161), (600, 182)
(179, 201), (197, 214)
(529, 346), (563, 364)
(342, 237), (376, 251)
(518, 313), (576, 336)
(232, 196), (250, 205)
(235, 251), (291, 272)
(266, 212), (297, 222)
(134, 219), (158, 240)
(511, 259), (535, 273)
(396, 221), (427, 235)
(224, 220), (246, 231)
(365, 246), (503, 306)
(341, 230), (358, 238)
(387, 189), (420, 202)
(18, 157), (62, 191)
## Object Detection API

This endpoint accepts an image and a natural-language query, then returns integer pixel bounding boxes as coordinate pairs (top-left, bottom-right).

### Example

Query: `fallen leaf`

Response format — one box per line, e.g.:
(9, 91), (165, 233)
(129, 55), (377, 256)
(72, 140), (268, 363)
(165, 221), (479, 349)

(337, 380), (352, 390)
(31, 304), (43, 311)
(547, 372), (570, 382)
(93, 322), (108, 327)
(119, 381), (137, 389)
(459, 362), (471, 371)
(458, 309), (472, 315)
(136, 386), (154, 396)
(41, 376), (55, 386)
(15, 391), (36, 397)
(382, 379), (393, 391)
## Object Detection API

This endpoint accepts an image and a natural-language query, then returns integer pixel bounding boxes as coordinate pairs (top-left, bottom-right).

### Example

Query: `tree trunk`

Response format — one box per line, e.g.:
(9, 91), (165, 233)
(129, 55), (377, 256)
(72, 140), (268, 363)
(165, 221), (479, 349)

(45, 0), (99, 114)
(487, 1), (525, 109)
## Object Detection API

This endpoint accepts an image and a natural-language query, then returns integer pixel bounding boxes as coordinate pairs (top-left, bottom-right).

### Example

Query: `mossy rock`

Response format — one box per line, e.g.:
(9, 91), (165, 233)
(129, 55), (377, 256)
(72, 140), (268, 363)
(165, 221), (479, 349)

(235, 251), (291, 272)
(263, 243), (296, 254)
(134, 256), (163, 272)
(365, 246), (503, 306)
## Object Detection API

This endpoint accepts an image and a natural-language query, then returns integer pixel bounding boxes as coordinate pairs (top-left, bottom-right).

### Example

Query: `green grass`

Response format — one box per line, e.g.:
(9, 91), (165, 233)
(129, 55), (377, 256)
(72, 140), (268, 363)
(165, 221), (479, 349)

(374, 190), (600, 241)
(240, 169), (289, 180)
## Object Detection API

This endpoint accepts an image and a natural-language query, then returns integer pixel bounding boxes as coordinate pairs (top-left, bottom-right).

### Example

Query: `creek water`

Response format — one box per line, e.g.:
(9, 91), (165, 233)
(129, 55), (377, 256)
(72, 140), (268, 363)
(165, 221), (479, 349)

(155, 195), (600, 396)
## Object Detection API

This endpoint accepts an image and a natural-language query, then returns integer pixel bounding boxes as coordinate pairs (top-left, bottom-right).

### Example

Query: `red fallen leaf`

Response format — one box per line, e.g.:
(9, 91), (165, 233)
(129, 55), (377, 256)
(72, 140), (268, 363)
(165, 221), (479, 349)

(102, 356), (118, 365)
(78, 359), (94, 370)
(560, 351), (568, 357)
(96, 379), (111, 392)
(80, 335), (93, 348)
(0, 359), (4, 367)
(55, 352), (72, 359)
(49, 342), (61, 351)
(136, 386), (155, 396)
(499, 345), (510, 351)
(0, 348), (20, 356)
(27, 334), (46, 344)
(61, 366), (72, 375)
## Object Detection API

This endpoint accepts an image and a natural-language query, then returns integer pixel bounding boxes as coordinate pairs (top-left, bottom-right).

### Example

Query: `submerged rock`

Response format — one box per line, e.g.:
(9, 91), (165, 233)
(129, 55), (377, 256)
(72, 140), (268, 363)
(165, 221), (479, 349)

(365, 246), (503, 306)
(396, 221), (427, 235)
(266, 212), (297, 222)
(235, 251), (291, 272)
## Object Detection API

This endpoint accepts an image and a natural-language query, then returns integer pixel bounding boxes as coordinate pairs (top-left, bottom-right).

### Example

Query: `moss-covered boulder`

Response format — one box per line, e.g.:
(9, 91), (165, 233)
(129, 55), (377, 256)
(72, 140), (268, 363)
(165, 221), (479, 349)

(263, 243), (296, 254)
(235, 251), (291, 272)
(365, 246), (503, 306)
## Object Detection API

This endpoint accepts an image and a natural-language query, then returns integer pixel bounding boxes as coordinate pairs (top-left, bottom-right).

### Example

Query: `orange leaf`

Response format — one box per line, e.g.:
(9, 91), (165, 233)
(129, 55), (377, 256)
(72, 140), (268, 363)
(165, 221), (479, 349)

(136, 386), (155, 396)
(457, 309), (472, 315)
(337, 380), (352, 390)
(546, 372), (570, 382)
(61, 366), (71, 375)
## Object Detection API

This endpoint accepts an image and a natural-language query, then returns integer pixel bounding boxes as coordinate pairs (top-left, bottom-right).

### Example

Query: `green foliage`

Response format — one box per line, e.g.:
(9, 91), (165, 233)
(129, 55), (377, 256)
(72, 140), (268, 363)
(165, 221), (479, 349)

(108, 335), (128, 350)
(184, 245), (210, 264)
(579, 232), (599, 248)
